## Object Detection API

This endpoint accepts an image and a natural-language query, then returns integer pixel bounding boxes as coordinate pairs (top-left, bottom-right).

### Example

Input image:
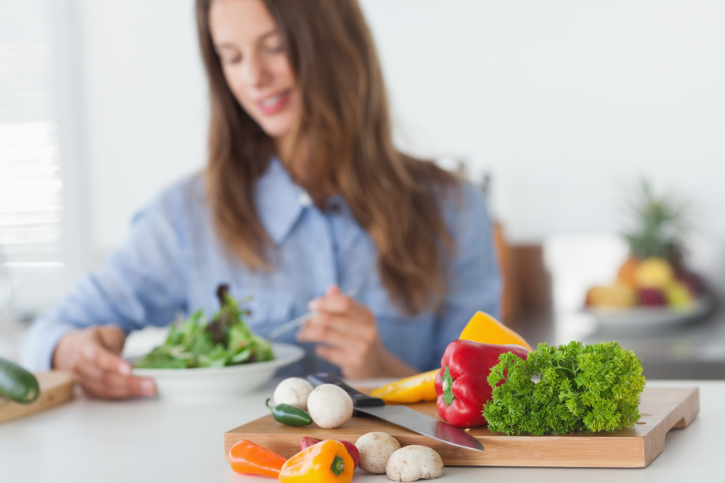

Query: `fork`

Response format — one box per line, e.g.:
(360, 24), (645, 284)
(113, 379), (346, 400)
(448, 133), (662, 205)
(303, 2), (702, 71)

(267, 287), (360, 341)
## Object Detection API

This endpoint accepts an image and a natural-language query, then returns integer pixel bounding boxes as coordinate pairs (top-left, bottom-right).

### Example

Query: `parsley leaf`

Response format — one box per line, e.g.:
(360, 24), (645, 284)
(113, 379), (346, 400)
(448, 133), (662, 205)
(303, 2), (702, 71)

(442, 366), (455, 406)
(483, 341), (646, 435)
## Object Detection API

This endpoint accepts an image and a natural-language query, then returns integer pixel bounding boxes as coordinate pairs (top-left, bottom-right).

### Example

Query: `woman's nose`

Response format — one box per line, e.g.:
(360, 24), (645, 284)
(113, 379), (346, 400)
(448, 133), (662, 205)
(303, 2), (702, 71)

(240, 53), (269, 88)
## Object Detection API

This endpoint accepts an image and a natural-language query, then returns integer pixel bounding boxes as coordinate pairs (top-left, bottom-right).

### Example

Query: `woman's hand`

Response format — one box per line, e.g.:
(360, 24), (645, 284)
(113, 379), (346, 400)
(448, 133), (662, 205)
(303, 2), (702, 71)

(296, 285), (416, 379)
(52, 325), (156, 399)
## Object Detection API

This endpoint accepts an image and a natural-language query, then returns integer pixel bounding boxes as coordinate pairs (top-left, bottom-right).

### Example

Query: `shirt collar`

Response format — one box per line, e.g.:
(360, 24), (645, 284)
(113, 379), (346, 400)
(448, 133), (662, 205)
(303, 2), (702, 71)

(255, 158), (310, 245)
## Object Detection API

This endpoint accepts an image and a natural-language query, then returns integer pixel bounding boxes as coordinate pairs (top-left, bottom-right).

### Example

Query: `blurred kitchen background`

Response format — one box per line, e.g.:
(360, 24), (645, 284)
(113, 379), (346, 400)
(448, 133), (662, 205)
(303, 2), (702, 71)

(1, 0), (724, 377)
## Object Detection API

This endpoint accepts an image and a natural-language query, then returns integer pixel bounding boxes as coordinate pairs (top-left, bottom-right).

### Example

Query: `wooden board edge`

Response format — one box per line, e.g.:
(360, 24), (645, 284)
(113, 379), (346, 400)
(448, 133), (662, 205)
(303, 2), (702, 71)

(643, 387), (699, 467)
(0, 375), (74, 425)
(672, 387), (700, 428)
(224, 430), (649, 468)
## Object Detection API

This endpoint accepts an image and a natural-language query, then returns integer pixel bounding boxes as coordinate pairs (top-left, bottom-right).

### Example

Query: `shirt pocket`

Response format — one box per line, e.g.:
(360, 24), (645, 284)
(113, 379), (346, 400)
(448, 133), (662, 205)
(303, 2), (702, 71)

(242, 289), (296, 338)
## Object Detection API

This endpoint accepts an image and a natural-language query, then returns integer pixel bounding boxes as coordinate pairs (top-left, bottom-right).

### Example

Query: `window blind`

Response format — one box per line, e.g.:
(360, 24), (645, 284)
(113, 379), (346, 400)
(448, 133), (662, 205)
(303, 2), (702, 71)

(0, 0), (87, 314)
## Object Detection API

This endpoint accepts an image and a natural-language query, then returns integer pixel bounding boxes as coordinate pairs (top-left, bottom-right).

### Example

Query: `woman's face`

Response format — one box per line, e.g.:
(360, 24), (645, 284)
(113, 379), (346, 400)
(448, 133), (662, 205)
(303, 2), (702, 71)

(209, 0), (301, 142)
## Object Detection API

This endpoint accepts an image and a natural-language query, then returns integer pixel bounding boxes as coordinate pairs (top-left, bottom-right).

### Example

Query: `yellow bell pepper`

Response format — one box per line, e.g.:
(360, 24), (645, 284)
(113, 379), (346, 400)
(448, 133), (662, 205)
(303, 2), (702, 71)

(459, 311), (533, 351)
(371, 312), (532, 404)
(371, 369), (439, 403)
(278, 439), (353, 483)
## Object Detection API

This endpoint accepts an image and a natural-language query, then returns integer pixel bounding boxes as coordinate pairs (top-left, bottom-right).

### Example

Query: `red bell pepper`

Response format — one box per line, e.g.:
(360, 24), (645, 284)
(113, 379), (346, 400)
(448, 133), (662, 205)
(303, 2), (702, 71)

(435, 340), (529, 427)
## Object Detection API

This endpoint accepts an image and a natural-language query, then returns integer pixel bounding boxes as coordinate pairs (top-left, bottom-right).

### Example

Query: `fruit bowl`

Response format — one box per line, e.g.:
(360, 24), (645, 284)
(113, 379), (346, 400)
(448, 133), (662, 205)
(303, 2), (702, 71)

(583, 295), (714, 332)
(582, 180), (712, 331)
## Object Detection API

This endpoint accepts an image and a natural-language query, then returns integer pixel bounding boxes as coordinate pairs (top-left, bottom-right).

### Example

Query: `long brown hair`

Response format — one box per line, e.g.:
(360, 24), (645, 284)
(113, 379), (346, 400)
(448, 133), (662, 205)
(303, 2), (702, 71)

(196, 0), (459, 314)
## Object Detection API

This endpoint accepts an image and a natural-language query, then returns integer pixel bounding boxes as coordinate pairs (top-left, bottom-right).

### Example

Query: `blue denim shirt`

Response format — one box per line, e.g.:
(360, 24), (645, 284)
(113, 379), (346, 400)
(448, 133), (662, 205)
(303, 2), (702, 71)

(22, 159), (501, 375)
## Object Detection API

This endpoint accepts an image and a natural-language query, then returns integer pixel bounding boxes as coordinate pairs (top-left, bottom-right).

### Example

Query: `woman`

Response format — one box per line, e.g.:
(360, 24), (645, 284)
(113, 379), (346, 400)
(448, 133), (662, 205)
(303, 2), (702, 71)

(21, 0), (500, 399)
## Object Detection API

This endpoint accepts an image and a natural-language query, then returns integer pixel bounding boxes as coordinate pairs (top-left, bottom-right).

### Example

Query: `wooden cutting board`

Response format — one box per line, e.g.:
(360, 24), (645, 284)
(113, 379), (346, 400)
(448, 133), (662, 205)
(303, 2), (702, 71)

(0, 371), (74, 424)
(224, 386), (699, 468)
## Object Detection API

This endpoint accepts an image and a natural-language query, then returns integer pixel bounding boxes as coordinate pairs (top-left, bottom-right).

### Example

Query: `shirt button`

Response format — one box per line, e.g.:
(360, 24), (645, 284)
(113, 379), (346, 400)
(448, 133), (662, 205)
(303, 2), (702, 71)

(298, 191), (312, 207)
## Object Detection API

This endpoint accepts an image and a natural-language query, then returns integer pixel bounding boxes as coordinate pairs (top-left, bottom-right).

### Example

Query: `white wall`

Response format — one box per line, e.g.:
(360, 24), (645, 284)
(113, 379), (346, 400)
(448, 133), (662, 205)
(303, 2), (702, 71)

(77, 0), (207, 261)
(362, 0), (725, 237)
(76, 0), (725, 287)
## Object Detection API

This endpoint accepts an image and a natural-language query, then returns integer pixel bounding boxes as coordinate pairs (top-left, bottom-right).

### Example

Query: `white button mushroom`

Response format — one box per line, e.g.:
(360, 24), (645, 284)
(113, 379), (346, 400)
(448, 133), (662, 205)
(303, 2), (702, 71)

(386, 445), (444, 482)
(355, 432), (401, 474)
(306, 383), (353, 429)
(273, 377), (314, 410)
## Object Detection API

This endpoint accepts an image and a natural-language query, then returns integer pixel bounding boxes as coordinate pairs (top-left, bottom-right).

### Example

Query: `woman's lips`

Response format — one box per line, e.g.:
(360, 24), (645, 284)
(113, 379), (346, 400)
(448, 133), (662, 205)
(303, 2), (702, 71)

(257, 90), (291, 115)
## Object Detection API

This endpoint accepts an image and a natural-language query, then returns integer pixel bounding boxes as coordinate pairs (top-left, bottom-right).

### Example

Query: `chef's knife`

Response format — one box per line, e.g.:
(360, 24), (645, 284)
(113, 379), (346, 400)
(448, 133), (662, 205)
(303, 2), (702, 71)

(307, 372), (484, 452)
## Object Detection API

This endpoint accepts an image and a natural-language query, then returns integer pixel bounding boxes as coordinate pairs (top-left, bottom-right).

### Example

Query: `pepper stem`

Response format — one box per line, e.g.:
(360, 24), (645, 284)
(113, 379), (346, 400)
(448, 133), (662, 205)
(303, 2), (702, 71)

(265, 398), (274, 412)
(330, 455), (345, 476)
(442, 366), (455, 406)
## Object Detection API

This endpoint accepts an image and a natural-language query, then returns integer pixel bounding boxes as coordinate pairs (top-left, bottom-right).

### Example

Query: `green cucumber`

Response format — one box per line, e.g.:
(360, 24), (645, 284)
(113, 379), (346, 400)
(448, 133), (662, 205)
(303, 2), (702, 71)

(0, 357), (40, 404)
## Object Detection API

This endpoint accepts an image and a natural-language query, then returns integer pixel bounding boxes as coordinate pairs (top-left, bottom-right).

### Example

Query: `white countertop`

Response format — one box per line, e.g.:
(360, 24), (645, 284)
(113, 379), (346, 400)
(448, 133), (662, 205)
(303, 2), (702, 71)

(1, 379), (722, 483)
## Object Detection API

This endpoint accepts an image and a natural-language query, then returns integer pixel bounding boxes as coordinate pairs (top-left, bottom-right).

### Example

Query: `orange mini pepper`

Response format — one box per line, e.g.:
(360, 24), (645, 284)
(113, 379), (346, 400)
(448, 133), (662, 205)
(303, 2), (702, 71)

(228, 439), (286, 478)
(278, 440), (353, 483)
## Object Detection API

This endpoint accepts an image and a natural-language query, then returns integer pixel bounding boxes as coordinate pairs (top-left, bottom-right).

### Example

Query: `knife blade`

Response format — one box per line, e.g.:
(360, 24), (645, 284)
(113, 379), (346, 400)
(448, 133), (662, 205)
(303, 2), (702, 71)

(307, 372), (484, 452)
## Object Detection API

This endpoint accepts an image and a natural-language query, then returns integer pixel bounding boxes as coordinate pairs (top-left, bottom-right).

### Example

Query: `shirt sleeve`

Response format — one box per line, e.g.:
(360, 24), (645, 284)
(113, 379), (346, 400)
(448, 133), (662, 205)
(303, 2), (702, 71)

(427, 181), (502, 370)
(21, 184), (189, 371)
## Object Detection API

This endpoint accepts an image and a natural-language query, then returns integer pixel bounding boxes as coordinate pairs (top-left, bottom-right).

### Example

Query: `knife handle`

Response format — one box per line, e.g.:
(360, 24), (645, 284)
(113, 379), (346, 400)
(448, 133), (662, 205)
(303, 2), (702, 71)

(307, 372), (385, 408)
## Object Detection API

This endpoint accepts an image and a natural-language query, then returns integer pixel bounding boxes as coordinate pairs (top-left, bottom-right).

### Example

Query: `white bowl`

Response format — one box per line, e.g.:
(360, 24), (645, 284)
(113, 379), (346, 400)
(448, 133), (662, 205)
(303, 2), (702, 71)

(582, 295), (714, 333)
(131, 342), (305, 402)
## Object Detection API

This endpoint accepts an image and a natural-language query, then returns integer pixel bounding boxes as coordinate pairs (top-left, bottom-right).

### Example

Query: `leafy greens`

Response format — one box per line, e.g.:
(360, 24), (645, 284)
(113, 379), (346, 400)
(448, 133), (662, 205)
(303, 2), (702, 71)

(483, 341), (645, 435)
(134, 285), (274, 369)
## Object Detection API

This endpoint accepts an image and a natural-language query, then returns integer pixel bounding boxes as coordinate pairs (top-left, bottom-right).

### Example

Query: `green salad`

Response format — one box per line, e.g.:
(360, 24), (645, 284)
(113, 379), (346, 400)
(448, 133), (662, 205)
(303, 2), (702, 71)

(134, 285), (274, 369)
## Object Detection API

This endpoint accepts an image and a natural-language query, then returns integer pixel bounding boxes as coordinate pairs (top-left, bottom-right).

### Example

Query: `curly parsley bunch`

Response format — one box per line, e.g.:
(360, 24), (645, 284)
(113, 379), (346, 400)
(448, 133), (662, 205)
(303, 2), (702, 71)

(483, 341), (645, 435)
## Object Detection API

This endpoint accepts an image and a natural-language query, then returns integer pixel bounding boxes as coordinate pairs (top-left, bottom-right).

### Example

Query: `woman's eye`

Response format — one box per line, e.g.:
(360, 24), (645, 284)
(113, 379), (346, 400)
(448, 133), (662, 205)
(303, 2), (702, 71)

(224, 55), (242, 65)
(264, 44), (284, 54)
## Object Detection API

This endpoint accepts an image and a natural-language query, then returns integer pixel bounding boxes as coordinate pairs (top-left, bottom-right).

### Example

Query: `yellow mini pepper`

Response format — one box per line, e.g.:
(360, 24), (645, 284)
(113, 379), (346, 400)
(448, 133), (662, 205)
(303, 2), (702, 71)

(278, 439), (353, 483)
(459, 311), (533, 351)
(371, 369), (439, 403)
(371, 311), (532, 404)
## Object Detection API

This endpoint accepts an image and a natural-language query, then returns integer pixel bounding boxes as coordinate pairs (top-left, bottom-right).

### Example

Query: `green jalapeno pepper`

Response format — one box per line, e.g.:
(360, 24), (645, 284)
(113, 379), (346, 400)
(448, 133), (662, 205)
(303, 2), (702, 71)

(265, 398), (313, 427)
